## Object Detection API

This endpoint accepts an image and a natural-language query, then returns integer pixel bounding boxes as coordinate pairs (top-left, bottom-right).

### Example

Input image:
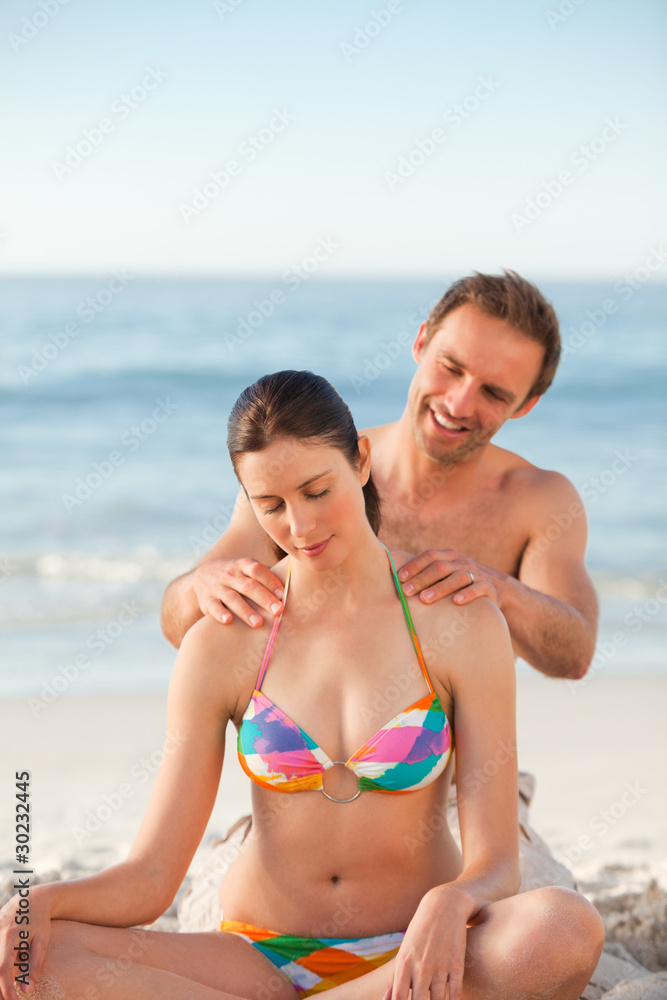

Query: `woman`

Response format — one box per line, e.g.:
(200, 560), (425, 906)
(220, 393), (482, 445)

(0, 371), (604, 1000)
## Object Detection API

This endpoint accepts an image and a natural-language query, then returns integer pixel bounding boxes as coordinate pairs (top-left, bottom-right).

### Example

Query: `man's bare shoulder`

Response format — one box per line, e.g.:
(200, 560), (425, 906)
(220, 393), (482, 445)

(360, 421), (396, 446)
(490, 444), (582, 508)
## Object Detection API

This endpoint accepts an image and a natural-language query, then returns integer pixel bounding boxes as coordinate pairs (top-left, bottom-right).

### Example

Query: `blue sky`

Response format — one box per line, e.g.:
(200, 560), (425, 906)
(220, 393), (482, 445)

(1, 0), (665, 277)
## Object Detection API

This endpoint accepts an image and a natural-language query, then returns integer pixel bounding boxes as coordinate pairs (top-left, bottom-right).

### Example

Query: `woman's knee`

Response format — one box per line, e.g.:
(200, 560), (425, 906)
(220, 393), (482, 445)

(41, 920), (147, 986)
(525, 886), (605, 967)
(44, 918), (88, 960)
(35, 920), (94, 995)
(464, 887), (605, 1000)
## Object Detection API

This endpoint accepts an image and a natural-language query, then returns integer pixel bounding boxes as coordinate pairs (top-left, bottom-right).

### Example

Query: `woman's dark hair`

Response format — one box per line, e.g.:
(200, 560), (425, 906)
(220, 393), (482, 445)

(227, 371), (381, 557)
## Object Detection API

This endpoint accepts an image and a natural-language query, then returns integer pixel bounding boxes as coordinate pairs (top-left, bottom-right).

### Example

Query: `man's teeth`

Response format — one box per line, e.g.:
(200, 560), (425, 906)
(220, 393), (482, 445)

(432, 411), (465, 431)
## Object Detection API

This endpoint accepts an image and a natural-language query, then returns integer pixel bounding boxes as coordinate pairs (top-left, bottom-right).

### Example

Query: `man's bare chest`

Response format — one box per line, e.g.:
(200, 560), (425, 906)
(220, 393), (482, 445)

(377, 489), (527, 577)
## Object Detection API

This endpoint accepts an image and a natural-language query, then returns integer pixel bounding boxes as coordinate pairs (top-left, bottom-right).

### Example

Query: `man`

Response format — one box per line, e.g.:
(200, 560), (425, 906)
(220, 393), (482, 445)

(162, 270), (598, 681)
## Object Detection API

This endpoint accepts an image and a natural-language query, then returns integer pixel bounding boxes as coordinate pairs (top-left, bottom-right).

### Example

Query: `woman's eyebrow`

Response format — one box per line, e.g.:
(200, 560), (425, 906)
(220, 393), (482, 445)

(297, 469), (332, 489)
(251, 469), (333, 500)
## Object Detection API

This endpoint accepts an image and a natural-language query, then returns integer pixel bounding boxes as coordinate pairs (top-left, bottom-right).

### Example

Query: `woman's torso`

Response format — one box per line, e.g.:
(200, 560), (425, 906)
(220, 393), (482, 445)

(219, 550), (462, 936)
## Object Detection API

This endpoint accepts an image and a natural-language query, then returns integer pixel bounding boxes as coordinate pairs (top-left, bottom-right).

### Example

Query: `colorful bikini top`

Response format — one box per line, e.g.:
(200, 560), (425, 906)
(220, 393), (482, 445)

(237, 546), (453, 802)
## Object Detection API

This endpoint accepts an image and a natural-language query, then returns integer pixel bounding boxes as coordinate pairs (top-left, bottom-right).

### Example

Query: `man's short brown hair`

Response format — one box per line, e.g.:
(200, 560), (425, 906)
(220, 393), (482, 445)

(425, 270), (561, 400)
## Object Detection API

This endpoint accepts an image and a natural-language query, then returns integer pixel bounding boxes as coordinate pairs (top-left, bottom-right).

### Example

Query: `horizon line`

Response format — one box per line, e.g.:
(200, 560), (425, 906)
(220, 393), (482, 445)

(1, 270), (664, 285)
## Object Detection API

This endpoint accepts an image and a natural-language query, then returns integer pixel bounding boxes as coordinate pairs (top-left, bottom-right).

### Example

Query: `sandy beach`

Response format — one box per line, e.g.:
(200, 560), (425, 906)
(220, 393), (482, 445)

(2, 672), (666, 997)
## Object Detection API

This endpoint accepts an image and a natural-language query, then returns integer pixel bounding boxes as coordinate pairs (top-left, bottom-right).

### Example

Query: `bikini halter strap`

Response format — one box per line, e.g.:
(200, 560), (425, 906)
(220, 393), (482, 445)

(256, 560), (292, 691)
(381, 544), (434, 695)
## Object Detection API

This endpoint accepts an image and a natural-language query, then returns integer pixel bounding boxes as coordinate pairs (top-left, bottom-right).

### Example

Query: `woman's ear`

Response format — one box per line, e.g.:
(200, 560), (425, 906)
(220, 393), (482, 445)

(357, 435), (372, 486)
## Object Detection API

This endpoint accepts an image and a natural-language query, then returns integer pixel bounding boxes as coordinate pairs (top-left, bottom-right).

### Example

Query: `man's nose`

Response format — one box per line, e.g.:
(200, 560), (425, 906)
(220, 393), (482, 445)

(444, 378), (476, 418)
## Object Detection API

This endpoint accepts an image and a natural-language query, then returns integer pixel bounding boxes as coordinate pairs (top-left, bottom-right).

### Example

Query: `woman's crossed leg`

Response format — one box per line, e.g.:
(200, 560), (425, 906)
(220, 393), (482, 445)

(29, 920), (297, 1000)
(29, 886), (604, 1000)
(328, 886), (605, 1000)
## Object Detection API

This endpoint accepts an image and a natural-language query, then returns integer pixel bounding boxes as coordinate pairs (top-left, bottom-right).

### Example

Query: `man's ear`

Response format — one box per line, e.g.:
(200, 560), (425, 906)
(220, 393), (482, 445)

(412, 322), (429, 363)
(511, 395), (541, 420)
(357, 435), (372, 485)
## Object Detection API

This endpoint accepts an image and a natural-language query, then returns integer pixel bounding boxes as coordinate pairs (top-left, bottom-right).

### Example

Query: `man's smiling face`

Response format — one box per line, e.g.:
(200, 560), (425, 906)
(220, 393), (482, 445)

(407, 303), (546, 465)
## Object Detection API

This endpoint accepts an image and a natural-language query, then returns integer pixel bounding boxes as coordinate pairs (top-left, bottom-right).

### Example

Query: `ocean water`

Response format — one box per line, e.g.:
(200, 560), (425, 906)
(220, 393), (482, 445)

(1, 275), (666, 700)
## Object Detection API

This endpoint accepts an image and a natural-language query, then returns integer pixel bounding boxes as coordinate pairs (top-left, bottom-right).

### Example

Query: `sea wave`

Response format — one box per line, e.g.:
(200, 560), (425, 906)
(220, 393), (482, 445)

(1, 548), (665, 634)
(1, 548), (663, 595)
(2, 550), (190, 584)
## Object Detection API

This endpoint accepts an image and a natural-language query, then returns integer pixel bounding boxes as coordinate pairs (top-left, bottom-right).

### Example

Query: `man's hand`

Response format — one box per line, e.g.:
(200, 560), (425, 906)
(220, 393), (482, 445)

(191, 557), (285, 627)
(397, 549), (503, 608)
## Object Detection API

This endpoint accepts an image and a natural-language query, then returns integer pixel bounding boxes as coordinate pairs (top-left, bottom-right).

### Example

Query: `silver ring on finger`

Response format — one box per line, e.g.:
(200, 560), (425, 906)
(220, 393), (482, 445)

(466, 570), (475, 585)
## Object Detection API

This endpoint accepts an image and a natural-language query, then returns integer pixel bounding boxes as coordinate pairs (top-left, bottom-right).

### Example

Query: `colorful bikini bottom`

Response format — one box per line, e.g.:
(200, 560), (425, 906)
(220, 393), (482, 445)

(220, 918), (405, 996)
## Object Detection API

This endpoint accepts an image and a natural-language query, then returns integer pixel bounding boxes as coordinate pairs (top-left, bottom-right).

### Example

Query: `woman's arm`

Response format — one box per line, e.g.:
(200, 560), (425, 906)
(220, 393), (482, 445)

(0, 616), (240, 996)
(57, 617), (238, 923)
(387, 597), (519, 1000)
(439, 596), (520, 909)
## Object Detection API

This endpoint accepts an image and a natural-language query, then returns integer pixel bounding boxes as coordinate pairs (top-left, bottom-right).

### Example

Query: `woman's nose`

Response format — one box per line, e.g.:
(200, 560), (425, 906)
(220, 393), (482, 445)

(288, 504), (317, 540)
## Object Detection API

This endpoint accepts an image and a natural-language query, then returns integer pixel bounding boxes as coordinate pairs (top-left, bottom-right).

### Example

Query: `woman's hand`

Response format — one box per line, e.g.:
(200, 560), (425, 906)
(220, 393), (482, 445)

(383, 884), (472, 1000)
(191, 556), (284, 627)
(0, 886), (54, 999)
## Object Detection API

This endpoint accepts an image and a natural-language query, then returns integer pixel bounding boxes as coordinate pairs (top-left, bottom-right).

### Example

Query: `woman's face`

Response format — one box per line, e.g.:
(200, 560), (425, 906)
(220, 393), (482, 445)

(237, 436), (371, 567)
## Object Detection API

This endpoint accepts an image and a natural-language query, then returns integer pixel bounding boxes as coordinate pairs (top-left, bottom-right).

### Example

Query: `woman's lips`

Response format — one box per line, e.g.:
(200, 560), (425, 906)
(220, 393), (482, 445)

(300, 537), (331, 557)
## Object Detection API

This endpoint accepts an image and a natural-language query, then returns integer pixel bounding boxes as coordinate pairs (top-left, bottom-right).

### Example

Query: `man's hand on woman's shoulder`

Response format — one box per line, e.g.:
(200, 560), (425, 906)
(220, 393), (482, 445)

(190, 556), (285, 628)
(397, 549), (504, 609)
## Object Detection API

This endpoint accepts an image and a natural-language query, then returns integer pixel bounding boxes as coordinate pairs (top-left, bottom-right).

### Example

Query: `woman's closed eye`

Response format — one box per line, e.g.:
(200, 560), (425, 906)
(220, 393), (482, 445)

(263, 488), (330, 516)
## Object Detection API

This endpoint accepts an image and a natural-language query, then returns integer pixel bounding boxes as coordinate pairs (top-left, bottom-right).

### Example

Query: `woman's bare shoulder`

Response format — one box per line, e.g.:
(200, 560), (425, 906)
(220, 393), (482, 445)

(383, 543), (414, 567)
(175, 612), (272, 718)
(411, 593), (513, 694)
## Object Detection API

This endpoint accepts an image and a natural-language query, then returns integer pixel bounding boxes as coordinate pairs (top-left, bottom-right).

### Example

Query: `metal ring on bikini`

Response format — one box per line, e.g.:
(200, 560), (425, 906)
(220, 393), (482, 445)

(466, 570), (475, 585)
(321, 763), (362, 803)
